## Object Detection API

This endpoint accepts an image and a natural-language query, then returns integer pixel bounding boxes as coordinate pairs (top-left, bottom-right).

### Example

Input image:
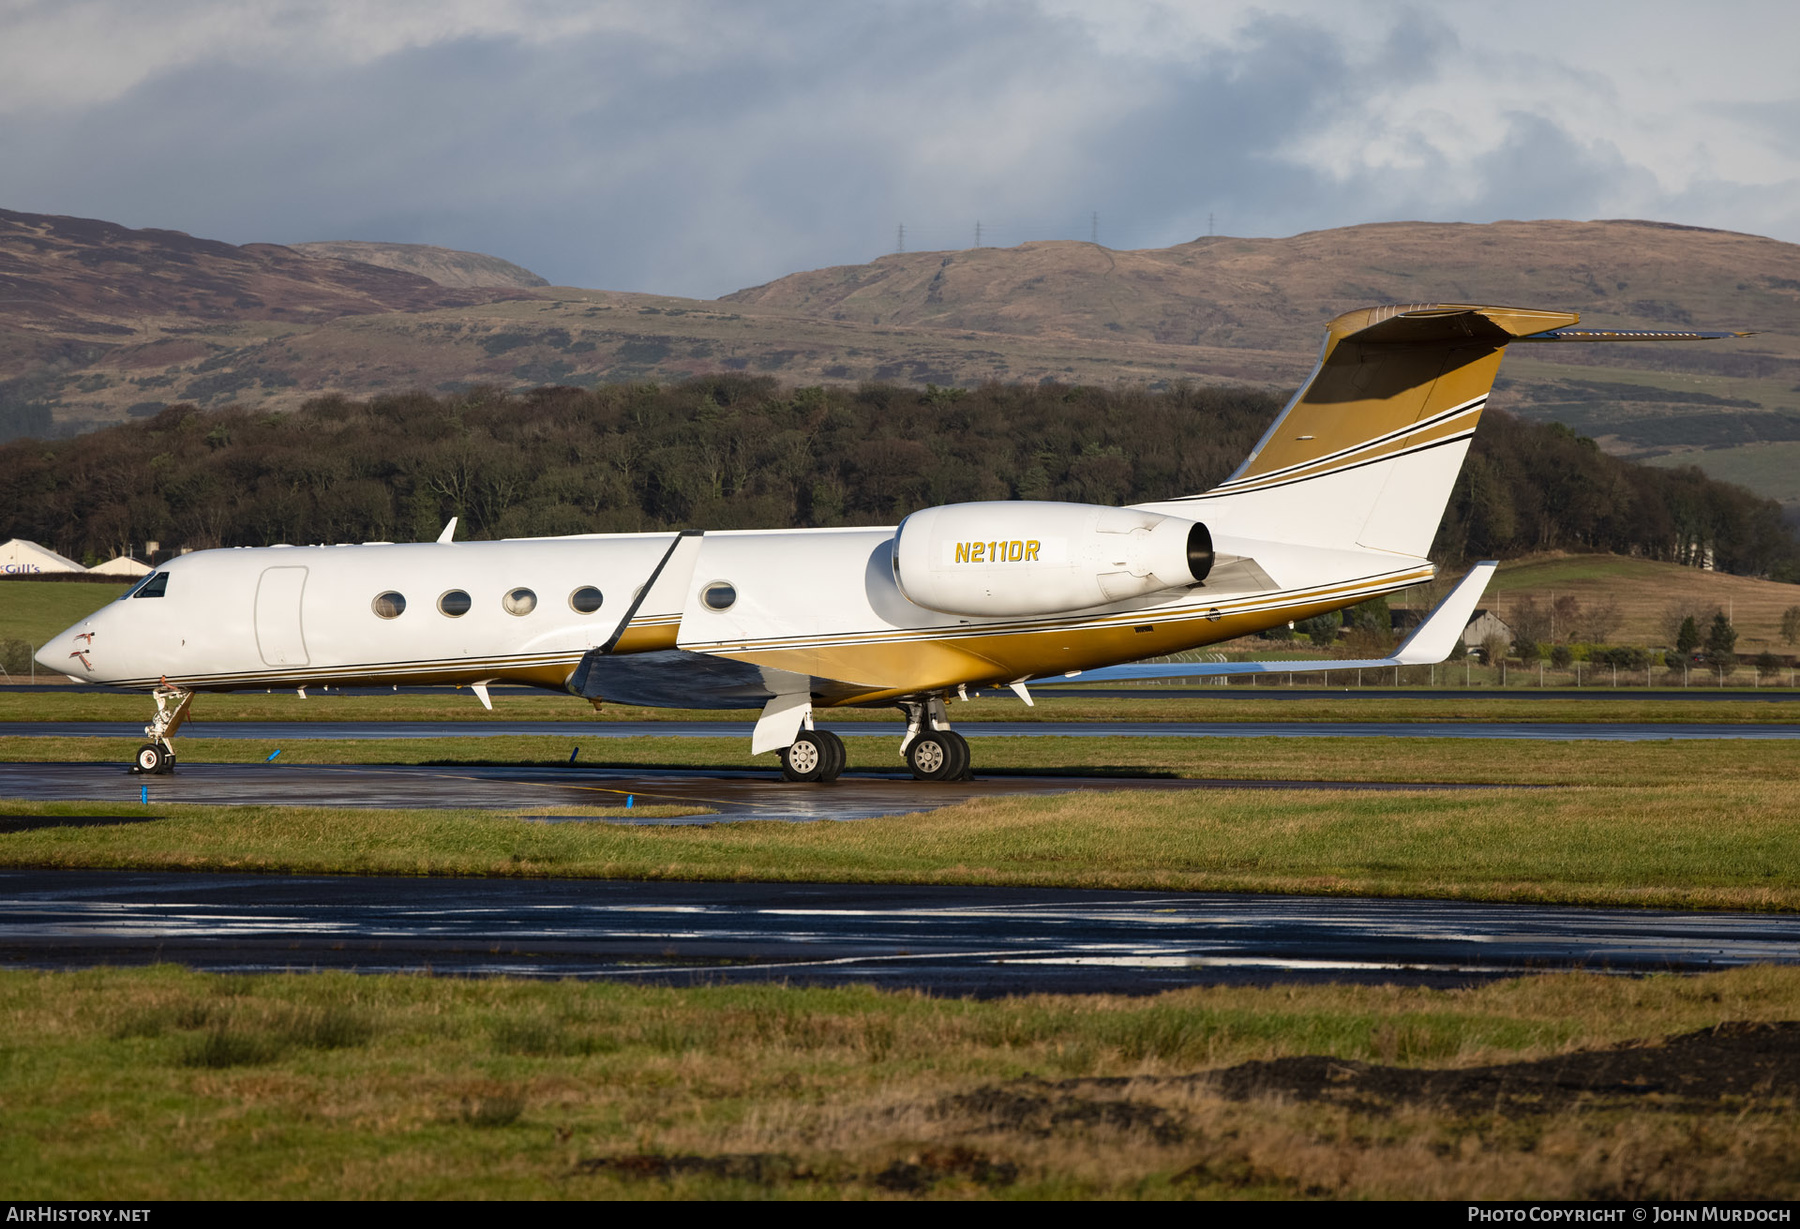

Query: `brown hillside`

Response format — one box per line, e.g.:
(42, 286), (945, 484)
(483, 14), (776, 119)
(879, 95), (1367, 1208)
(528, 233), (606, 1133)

(726, 219), (1800, 380)
(289, 241), (549, 290)
(6, 214), (1800, 516)
(726, 220), (1800, 502)
(1413, 554), (1800, 655)
(0, 208), (532, 380)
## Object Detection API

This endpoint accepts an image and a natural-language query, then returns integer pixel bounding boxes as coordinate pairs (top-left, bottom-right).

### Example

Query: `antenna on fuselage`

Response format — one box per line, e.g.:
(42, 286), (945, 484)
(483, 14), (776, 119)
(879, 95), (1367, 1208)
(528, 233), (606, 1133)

(436, 517), (457, 544)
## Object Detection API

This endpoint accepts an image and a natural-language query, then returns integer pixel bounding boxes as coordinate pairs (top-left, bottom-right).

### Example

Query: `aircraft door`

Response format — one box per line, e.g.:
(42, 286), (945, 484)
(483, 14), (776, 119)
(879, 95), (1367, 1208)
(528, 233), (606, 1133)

(254, 566), (311, 667)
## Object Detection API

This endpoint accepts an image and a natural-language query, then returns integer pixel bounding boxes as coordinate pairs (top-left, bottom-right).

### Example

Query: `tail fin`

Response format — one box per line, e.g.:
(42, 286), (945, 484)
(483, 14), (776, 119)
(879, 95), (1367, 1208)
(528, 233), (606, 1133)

(1176, 304), (1572, 557)
(1170, 303), (1747, 559)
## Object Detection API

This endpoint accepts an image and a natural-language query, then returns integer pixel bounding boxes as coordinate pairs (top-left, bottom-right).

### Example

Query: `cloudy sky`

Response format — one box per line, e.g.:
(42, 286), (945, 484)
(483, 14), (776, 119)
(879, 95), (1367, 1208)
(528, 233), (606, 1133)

(3, 0), (1797, 297)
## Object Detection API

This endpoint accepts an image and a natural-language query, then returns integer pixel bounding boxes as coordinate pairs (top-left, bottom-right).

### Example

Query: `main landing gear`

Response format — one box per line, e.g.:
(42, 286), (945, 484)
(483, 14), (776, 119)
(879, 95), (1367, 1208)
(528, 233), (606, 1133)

(898, 697), (971, 782)
(768, 695), (972, 784)
(780, 729), (846, 783)
(132, 683), (193, 775)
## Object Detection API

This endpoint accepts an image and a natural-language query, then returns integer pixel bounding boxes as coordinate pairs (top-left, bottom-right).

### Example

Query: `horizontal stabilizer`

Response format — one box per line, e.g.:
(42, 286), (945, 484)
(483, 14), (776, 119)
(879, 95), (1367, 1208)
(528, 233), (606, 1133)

(1518, 327), (1754, 343)
(1335, 304), (1578, 346)
(1060, 561), (1496, 683)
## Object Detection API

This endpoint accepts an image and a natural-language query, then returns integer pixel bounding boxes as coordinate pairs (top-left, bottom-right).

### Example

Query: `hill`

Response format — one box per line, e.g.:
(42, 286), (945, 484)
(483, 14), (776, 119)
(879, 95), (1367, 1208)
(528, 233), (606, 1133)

(726, 221), (1800, 509)
(1408, 554), (1800, 656)
(0, 208), (537, 439)
(3, 210), (1799, 519)
(288, 241), (549, 289)
(728, 220), (1800, 366)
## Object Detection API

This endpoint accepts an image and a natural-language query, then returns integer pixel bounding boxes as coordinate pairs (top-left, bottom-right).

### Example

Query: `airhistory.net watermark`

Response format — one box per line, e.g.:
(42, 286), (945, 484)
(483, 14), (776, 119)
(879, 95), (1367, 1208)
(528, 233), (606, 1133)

(5, 1211), (151, 1223)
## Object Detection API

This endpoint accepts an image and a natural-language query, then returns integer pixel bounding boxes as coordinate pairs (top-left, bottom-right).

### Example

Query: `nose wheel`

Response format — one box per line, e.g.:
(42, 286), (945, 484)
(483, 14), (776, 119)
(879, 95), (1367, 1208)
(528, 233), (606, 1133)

(780, 730), (846, 783)
(131, 684), (193, 775)
(134, 743), (175, 775)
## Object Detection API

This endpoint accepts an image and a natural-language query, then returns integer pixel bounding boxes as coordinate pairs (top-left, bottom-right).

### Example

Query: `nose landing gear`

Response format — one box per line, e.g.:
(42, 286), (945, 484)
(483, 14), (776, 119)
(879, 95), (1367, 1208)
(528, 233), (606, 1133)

(132, 684), (193, 775)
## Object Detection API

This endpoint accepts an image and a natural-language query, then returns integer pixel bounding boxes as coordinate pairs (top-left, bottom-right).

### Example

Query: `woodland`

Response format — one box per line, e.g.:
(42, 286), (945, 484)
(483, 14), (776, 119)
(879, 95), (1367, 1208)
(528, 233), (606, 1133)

(0, 376), (1794, 581)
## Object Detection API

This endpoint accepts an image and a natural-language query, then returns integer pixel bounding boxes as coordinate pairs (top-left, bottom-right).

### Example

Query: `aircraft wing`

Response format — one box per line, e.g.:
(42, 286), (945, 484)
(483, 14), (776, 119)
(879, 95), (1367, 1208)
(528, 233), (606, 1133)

(1058, 561), (1497, 683)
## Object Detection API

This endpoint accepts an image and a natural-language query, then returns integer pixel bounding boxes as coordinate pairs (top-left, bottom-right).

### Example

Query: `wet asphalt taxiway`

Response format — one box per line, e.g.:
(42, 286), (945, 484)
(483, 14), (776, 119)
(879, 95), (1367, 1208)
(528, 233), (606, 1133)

(4, 871), (1796, 993)
(6, 702), (1794, 991)
(0, 762), (1523, 822)
(8, 718), (1800, 741)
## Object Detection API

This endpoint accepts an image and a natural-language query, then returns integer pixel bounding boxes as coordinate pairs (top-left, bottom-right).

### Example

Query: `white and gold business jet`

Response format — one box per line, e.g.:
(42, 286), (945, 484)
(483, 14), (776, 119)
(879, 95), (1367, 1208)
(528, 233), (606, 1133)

(39, 303), (1746, 781)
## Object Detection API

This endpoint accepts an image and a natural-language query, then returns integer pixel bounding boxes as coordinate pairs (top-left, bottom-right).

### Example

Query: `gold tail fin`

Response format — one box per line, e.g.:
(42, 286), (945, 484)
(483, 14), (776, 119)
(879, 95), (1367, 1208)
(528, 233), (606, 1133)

(1174, 303), (1745, 559)
(1226, 303), (1576, 488)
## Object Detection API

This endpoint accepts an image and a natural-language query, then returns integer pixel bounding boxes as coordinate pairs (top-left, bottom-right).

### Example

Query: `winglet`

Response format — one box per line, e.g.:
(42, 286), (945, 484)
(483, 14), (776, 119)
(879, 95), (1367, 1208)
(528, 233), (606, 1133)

(1392, 562), (1497, 664)
(1056, 562), (1498, 684)
(437, 517), (458, 544)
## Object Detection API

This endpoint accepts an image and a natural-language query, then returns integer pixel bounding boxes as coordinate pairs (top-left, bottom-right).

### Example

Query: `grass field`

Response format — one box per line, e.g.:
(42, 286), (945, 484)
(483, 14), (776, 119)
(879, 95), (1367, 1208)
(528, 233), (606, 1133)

(1645, 440), (1800, 517)
(5, 732), (1798, 910)
(6, 709), (1800, 1200)
(5, 965), (1799, 1199)
(5, 726), (1794, 782)
(0, 580), (129, 653)
(1464, 553), (1800, 654)
(4, 686), (1798, 725)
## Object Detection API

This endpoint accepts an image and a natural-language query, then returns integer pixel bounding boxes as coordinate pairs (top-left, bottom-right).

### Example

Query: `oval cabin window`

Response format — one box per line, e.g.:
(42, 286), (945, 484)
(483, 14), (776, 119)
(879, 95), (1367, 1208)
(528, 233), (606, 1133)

(700, 582), (737, 611)
(438, 589), (472, 617)
(371, 592), (406, 619)
(569, 586), (604, 614)
(502, 587), (537, 616)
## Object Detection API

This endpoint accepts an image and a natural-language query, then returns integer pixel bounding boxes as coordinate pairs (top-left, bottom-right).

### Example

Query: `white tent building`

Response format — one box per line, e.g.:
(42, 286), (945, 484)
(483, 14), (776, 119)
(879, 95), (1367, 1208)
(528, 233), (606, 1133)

(0, 539), (86, 575)
(89, 555), (152, 577)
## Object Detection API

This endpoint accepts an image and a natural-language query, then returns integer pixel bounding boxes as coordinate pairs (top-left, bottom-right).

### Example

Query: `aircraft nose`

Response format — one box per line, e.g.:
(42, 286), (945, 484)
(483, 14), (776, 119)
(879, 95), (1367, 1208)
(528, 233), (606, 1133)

(37, 630), (91, 681)
(36, 636), (72, 678)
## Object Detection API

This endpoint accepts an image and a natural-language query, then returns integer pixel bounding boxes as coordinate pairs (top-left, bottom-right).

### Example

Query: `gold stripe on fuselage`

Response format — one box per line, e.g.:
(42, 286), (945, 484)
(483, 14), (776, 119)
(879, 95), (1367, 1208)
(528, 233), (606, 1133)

(122, 566), (1431, 702)
(697, 565), (1434, 701)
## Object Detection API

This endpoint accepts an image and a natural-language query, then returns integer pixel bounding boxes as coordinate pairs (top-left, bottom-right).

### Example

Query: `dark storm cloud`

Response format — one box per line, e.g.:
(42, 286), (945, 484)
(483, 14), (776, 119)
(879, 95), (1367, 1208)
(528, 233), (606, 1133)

(1064, 13), (1381, 246)
(0, 3), (1784, 296)
(6, 3), (1106, 293)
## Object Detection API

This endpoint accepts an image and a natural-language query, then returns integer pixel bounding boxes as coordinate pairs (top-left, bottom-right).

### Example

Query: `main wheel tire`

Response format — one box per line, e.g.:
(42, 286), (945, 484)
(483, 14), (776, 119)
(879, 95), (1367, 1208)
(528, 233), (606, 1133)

(814, 730), (846, 782)
(781, 733), (828, 783)
(133, 743), (167, 774)
(941, 729), (972, 781)
(906, 730), (969, 782)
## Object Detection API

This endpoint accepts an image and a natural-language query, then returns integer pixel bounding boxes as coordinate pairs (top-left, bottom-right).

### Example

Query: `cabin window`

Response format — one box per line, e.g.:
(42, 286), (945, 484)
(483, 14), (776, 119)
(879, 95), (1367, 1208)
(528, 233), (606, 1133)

(371, 592), (406, 619)
(437, 589), (472, 617)
(569, 586), (604, 614)
(502, 587), (537, 616)
(132, 572), (169, 599)
(700, 581), (737, 611)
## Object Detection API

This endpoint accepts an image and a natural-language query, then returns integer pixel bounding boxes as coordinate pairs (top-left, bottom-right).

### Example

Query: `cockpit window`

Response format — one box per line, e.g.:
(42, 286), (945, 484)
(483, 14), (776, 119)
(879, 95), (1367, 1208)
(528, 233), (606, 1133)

(130, 572), (169, 599)
(118, 572), (157, 600)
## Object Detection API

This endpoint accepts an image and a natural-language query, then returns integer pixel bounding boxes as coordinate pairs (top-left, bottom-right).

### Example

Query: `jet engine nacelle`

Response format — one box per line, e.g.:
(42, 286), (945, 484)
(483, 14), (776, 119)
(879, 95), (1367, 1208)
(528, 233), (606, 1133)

(892, 501), (1214, 617)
